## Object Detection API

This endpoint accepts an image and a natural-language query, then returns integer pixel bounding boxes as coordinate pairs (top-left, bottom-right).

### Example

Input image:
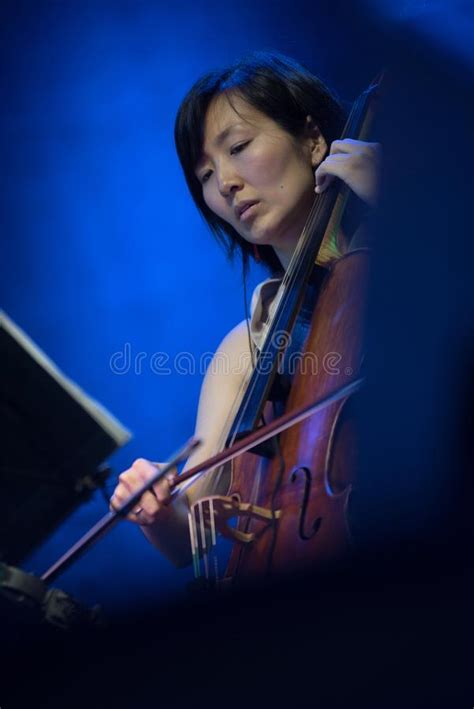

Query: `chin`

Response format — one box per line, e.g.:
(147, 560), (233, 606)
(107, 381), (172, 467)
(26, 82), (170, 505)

(247, 223), (280, 247)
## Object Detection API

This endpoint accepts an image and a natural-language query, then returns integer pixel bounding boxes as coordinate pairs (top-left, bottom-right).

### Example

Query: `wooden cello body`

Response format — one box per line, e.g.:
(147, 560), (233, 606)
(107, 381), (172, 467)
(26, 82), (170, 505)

(223, 250), (370, 579)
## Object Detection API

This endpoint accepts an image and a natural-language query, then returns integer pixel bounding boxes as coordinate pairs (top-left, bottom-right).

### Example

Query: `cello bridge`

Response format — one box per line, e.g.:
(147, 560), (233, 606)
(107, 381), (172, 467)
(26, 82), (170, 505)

(193, 495), (282, 545)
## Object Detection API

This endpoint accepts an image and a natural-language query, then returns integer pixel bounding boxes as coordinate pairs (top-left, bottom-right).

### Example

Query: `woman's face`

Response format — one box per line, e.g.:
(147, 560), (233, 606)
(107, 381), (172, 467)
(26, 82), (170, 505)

(195, 94), (327, 267)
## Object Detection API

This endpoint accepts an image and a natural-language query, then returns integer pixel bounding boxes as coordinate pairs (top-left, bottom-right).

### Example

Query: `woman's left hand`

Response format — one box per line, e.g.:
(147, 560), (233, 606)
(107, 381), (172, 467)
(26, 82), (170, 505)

(314, 139), (381, 206)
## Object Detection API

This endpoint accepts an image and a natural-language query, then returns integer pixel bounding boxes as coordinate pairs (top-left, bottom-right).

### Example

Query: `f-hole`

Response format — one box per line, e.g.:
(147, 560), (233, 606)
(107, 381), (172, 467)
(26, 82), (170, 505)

(290, 467), (322, 541)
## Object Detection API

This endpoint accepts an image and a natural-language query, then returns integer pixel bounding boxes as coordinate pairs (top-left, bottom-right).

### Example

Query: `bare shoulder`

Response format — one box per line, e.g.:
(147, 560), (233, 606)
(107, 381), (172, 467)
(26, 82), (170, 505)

(210, 319), (252, 375)
(184, 320), (252, 470)
(200, 319), (252, 407)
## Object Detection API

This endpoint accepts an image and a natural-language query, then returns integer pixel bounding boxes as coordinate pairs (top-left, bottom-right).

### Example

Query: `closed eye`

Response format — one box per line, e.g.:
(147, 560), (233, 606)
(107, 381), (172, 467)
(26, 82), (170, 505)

(198, 140), (250, 184)
(230, 140), (250, 155)
(200, 169), (213, 184)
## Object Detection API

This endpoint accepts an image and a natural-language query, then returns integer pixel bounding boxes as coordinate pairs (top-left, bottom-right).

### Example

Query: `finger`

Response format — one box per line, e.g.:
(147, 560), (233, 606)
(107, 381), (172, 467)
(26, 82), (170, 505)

(328, 139), (359, 156)
(127, 507), (152, 525)
(117, 484), (160, 513)
(130, 480), (172, 524)
(150, 464), (178, 493)
(314, 174), (334, 193)
(136, 488), (162, 516)
(123, 492), (156, 523)
(314, 154), (347, 192)
(109, 485), (140, 513)
(150, 463), (178, 481)
(110, 467), (159, 512)
(110, 458), (173, 521)
(121, 459), (161, 496)
(329, 138), (370, 156)
(109, 472), (137, 511)
(109, 483), (131, 511)
(112, 488), (159, 523)
(152, 476), (174, 505)
(130, 508), (148, 524)
(316, 154), (348, 180)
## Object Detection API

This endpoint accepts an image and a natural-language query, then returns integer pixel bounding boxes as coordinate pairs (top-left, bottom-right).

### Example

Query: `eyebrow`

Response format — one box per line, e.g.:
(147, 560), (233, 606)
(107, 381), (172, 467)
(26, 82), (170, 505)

(214, 124), (241, 146)
(196, 123), (245, 170)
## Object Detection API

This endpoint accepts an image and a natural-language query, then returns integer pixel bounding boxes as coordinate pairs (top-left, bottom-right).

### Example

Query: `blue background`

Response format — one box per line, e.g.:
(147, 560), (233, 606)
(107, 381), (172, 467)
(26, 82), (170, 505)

(1, 0), (470, 616)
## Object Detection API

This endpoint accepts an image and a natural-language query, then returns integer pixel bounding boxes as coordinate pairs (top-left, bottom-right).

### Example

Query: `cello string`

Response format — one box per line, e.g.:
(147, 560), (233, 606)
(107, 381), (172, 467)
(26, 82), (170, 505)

(192, 505), (201, 578)
(208, 498), (219, 583)
(198, 500), (209, 580)
(188, 510), (200, 579)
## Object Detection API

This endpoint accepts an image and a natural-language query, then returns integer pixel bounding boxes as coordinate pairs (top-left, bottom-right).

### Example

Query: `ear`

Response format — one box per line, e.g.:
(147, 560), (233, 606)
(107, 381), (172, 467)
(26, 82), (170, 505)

(304, 115), (328, 168)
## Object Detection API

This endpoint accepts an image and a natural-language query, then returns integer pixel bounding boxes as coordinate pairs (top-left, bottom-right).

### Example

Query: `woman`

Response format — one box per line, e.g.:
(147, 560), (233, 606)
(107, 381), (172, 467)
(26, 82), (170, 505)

(110, 51), (380, 569)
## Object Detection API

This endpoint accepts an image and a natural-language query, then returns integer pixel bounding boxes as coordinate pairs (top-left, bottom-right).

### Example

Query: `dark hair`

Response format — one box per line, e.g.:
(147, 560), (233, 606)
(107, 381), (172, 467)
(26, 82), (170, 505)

(174, 50), (346, 273)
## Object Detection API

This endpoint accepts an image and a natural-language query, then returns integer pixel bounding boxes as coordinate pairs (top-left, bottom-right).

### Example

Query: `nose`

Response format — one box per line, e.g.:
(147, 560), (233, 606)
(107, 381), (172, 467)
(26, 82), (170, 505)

(216, 163), (242, 198)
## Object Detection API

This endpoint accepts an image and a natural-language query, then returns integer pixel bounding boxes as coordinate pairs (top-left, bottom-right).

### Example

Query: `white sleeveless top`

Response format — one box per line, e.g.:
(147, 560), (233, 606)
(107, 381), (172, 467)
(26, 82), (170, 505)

(248, 276), (283, 351)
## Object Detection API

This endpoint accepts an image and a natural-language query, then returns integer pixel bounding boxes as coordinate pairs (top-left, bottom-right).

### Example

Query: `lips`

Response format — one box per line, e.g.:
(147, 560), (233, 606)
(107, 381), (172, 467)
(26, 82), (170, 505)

(235, 200), (259, 220)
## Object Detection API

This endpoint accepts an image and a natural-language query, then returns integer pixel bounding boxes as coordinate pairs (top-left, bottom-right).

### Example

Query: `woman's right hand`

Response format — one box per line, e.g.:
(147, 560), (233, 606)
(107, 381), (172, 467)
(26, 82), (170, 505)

(110, 458), (177, 525)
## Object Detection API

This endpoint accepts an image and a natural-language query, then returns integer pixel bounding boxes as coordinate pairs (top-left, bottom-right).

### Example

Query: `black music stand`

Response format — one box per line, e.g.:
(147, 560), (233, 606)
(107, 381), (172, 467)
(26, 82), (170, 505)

(0, 311), (131, 565)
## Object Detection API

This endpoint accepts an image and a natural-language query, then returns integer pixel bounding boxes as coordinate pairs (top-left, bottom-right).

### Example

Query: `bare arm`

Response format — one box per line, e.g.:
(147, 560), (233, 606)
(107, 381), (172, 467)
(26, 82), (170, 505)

(110, 319), (252, 567)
